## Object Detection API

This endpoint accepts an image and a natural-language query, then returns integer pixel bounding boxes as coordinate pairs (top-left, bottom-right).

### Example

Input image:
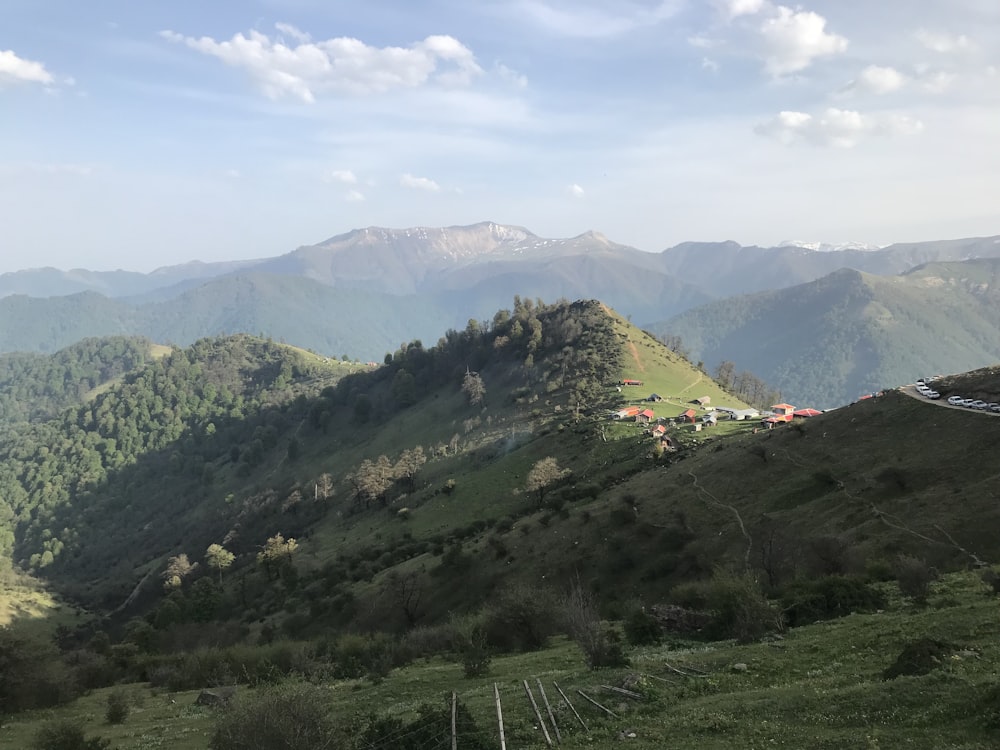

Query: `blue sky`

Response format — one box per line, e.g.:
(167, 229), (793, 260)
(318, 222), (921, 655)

(2, 0), (999, 273)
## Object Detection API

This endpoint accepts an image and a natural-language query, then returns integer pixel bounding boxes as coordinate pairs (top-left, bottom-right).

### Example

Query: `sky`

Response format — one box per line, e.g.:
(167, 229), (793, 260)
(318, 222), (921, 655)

(2, 0), (999, 273)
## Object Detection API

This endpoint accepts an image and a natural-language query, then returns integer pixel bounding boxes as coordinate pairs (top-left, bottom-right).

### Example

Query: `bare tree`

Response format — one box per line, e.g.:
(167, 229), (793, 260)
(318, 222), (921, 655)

(526, 457), (571, 506)
(162, 553), (197, 591)
(394, 446), (426, 492)
(462, 369), (486, 407)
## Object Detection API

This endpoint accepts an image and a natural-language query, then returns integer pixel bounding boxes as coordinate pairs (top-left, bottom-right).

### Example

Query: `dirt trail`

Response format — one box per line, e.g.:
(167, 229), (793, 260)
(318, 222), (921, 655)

(626, 331), (646, 373)
(678, 372), (703, 396)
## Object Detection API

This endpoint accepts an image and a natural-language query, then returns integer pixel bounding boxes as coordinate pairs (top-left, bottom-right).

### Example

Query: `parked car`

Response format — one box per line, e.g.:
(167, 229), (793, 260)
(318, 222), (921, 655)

(926, 391), (940, 399)
(972, 400), (988, 410)
(948, 396), (964, 405)
(991, 405), (1000, 414)
(960, 399), (976, 407)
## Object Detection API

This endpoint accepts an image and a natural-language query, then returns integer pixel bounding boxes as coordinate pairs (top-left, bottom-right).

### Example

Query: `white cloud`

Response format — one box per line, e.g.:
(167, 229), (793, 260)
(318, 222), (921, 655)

(225, 168), (242, 179)
(759, 6), (848, 76)
(326, 169), (358, 184)
(916, 29), (974, 53)
(755, 107), (923, 148)
(718, 0), (766, 19)
(345, 189), (365, 202)
(568, 183), (585, 197)
(495, 63), (528, 89)
(920, 70), (956, 94)
(274, 22), (311, 44)
(702, 57), (720, 72)
(845, 65), (906, 95)
(0, 49), (55, 86)
(400, 173), (440, 191)
(160, 26), (483, 102)
(513, 0), (682, 38)
(687, 35), (716, 49)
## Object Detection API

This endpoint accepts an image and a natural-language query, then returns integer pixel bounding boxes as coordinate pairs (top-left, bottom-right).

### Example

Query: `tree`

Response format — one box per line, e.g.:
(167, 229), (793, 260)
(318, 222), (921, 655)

(394, 446), (426, 491)
(350, 455), (394, 507)
(314, 473), (334, 502)
(461, 369), (486, 407)
(525, 457), (570, 506)
(256, 534), (298, 580)
(206, 543), (235, 585)
(162, 553), (197, 591)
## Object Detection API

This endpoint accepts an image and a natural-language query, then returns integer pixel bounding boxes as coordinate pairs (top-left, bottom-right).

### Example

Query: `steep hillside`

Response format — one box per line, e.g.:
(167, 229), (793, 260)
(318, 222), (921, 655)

(654, 259), (1000, 408)
(4, 301), (1000, 750)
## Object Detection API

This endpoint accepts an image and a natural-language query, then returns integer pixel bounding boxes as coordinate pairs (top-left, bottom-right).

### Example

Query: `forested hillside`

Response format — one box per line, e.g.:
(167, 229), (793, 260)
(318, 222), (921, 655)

(0, 336), (152, 425)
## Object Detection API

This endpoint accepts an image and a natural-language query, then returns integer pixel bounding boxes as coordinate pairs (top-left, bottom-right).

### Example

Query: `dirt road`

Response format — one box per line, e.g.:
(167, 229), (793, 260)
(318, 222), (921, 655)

(899, 385), (999, 416)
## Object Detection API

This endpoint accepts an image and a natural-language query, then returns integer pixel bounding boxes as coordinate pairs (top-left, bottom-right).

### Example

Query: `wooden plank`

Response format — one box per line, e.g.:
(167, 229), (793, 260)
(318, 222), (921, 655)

(537, 678), (562, 744)
(451, 691), (457, 750)
(576, 689), (617, 718)
(553, 681), (587, 732)
(494, 683), (507, 750)
(523, 680), (553, 747)
(600, 684), (642, 700)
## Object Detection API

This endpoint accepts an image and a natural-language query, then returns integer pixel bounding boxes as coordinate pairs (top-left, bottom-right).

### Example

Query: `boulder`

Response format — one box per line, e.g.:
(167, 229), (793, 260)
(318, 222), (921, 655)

(195, 686), (238, 706)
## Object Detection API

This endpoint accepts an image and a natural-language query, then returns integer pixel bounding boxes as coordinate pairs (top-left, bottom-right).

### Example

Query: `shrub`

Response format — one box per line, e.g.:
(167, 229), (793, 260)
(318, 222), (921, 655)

(894, 555), (938, 604)
(672, 569), (782, 643)
(209, 681), (343, 750)
(449, 615), (491, 678)
(781, 575), (887, 627)
(105, 688), (130, 725)
(623, 607), (662, 646)
(562, 580), (629, 669)
(481, 583), (558, 653)
(30, 720), (110, 750)
(882, 638), (953, 680)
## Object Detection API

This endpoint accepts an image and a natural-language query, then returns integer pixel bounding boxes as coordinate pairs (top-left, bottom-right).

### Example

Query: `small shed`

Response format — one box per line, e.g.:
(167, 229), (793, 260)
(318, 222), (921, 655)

(677, 408), (698, 424)
(614, 406), (641, 420)
(701, 413), (717, 426)
(651, 424), (667, 437)
(636, 409), (656, 424)
(647, 393), (663, 402)
(693, 396), (712, 406)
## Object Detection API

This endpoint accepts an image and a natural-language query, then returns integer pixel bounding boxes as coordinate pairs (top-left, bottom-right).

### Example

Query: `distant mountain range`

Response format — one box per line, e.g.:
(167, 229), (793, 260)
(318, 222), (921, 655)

(2, 222), (1000, 406)
(652, 258), (1000, 408)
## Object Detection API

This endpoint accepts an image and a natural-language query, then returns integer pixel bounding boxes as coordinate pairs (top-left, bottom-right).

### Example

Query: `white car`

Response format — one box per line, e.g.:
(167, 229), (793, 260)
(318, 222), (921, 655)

(926, 391), (940, 399)
(948, 396), (964, 405)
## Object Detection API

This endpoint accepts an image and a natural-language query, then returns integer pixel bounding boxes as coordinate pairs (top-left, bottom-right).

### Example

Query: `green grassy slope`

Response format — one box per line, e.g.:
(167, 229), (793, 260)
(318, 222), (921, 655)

(2, 571), (997, 749)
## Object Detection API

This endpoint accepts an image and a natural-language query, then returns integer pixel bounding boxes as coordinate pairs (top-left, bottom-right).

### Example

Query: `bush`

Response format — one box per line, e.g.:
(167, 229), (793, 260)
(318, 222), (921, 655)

(623, 607), (662, 646)
(781, 575), (887, 627)
(562, 581), (629, 669)
(0, 626), (80, 712)
(894, 555), (938, 604)
(671, 569), (782, 643)
(105, 688), (130, 724)
(481, 583), (557, 653)
(449, 615), (491, 678)
(30, 720), (110, 750)
(209, 681), (343, 750)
